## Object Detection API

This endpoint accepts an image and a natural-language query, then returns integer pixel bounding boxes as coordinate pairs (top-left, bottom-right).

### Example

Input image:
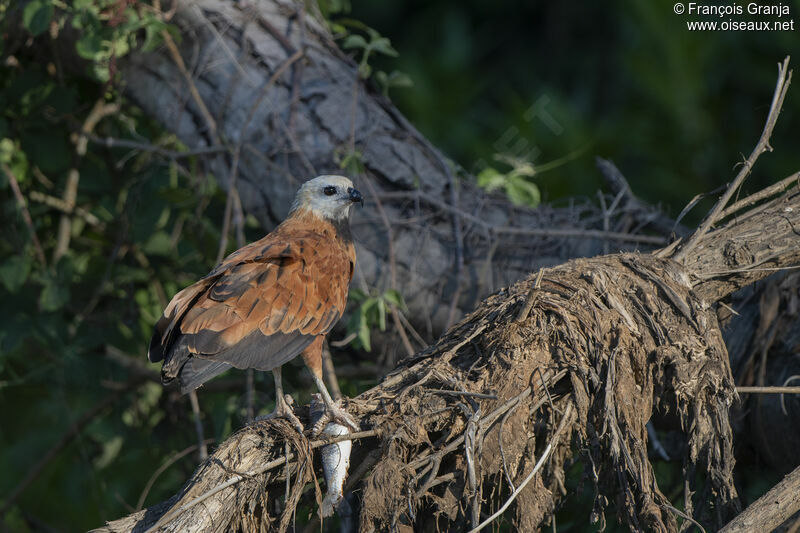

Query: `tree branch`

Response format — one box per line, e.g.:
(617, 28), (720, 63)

(673, 57), (792, 262)
(720, 465), (800, 533)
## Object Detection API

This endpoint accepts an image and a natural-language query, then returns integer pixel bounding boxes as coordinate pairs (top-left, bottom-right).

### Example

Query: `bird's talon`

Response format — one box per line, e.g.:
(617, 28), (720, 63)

(254, 404), (305, 434)
(311, 404), (358, 436)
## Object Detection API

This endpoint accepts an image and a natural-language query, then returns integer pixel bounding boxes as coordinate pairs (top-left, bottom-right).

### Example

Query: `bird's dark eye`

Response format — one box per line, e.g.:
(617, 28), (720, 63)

(323, 186), (337, 196)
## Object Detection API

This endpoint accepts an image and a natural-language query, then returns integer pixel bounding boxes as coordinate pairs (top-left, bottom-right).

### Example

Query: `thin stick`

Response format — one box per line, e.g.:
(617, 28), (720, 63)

(718, 171), (800, 220)
(660, 503), (707, 533)
(429, 389), (499, 400)
(359, 178), (415, 357)
(29, 190), (103, 227)
(245, 369), (255, 421)
(87, 134), (228, 158)
(2, 164), (46, 267)
(162, 30), (218, 138)
(378, 192), (668, 245)
(467, 403), (575, 533)
(736, 386), (800, 394)
(516, 269), (544, 322)
(674, 57), (792, 261)
(321, 341), (342, 401)
(136, 439), (215, 510)
(494, 225), (667, 245)
(188, 391), (208, 461)
(54, 99), (120, 262)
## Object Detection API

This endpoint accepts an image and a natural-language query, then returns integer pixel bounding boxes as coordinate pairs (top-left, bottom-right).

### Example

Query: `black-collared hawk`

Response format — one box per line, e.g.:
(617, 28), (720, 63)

(148, 175), (363, 431)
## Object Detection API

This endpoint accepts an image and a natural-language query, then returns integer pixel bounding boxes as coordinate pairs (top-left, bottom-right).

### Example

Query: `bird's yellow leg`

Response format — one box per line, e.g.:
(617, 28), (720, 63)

(309, 372), (358, 434)
(254, 366), (304, 433)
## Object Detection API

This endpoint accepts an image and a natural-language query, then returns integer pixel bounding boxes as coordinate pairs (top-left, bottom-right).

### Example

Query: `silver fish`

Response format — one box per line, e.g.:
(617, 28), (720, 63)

(310, 393), (352, 517)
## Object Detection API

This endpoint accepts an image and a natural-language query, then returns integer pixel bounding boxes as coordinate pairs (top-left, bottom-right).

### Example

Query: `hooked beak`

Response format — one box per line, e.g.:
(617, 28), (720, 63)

(349, 187), (364, 207)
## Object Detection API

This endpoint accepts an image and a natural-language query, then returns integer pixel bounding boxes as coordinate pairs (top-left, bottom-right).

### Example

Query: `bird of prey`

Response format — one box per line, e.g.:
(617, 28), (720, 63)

(148, 175), (363, 431)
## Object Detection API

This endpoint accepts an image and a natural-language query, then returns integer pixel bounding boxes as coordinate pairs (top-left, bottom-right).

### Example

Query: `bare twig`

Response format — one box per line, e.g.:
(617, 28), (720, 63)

(467, 402), (576, 533)
(245, 369), (255, 421)
(359, 178), (415, 357)
(87, 134), (228, 158)
(395, 309), (428, 348)
(718, 171), (800, 221)
(216, 49), (304, 265)
(29, 190), (103, 227)
(2, 164), (46, 267)
(735, 386), (800, 394)
(660, 503), (707, 533)
(674, 57), (792, 261)
(377, 192), (667, 244)
(161, 30), (218, 138)
(429, 389), (498, 400)
(321, 341), (342, 401)
(187, 391), (208, 461)
(493, 225), (667, 244)
(329, 332), (357, 348)
(136, 439), (215, 511)
(516, 269), (544, 322)
(55, 99), (120, 262)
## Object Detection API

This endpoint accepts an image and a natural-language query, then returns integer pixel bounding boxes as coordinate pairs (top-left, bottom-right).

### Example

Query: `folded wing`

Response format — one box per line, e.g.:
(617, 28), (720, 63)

(148, 231), (351, 393)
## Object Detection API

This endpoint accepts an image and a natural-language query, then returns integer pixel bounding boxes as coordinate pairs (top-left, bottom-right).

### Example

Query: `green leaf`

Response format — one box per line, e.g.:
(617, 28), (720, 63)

(376, 298), (386, 331)
(505, 175), (541, 207)
(143, 231), (173, 256)
(339, 150), (365, 175)
(39, 276), (70, 312)
(342, 34), (368, 50)
(75, 33), (104, 61)
(357, 312), (371, 351)
(0, 138), (15, 164)
(357, 62), (372, 79)
(23, 0), (53, 36)
(476, 167), (506, 191)
(94, 436), (123, 469)
(0, 255), (32, 292)
(386, 71), (413, 88)
(382, 289), (405, 309)
(370, 37), (398, 57)
(349, 288), (367, 303)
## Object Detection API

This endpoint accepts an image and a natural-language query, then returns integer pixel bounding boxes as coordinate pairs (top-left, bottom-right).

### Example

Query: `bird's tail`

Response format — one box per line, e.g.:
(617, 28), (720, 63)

(176, 357), (233, 394)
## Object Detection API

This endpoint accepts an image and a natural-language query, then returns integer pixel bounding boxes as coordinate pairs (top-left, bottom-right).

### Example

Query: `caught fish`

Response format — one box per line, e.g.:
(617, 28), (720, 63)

(310, 393), (352, 517)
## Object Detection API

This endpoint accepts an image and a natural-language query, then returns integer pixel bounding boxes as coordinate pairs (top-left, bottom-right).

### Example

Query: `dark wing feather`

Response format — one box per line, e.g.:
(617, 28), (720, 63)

(149, 221), (352, 393)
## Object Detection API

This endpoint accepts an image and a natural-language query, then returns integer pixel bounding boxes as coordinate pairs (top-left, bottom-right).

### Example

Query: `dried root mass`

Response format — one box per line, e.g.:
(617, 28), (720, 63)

(349, 253), (739, 532)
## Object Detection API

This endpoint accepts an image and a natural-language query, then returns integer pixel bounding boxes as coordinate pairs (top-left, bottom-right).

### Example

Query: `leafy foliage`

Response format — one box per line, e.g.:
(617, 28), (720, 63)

(477, 154), (541, 207)
(353, 0), (799, 217)
(346, 288), (405, 351)
(325, 5), (413, 96)
(0, 4), (244, 528)
(17, 0), (167, 82)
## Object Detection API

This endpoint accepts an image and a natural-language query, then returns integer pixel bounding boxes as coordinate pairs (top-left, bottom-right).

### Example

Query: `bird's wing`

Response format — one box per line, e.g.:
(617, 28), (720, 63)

(150, 231), (351, 390)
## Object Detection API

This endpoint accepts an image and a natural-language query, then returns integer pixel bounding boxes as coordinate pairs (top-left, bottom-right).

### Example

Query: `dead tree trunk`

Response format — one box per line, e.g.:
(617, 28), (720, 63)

(93, 79), (800, 532)
(119, 0), (672, 354)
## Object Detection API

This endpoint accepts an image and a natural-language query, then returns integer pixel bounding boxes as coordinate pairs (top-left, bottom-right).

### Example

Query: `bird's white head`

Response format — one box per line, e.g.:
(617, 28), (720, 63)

(290, 175), (364, 221)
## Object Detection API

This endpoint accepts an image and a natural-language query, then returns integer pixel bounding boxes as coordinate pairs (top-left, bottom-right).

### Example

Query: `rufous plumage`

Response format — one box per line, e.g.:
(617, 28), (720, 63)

(148, 175), (363, 431)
